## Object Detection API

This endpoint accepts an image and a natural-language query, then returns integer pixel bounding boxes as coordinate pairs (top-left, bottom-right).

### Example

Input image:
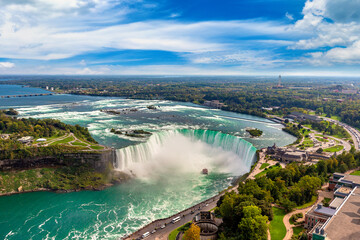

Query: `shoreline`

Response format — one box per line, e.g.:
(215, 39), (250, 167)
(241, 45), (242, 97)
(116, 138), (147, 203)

(0, 180), (124, 197)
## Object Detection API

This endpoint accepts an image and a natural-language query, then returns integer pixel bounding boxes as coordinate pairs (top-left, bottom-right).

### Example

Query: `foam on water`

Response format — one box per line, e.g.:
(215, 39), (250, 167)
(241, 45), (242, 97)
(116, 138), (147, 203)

(115, 129), (256, 178)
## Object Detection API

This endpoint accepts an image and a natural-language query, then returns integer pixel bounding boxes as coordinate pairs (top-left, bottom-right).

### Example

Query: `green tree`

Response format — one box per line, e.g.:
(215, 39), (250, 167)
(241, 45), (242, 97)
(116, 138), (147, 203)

(237, 206), (268, 240)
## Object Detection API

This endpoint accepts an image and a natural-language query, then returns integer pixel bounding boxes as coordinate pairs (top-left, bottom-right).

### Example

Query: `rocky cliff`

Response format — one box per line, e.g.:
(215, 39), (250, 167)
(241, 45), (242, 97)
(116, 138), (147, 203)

(0, 149), (116, 172)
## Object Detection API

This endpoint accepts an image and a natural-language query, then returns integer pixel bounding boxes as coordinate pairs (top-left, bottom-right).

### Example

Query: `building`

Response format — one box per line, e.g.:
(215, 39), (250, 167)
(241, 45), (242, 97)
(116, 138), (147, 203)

(0, 134), (10, 140)
(310, 187), (360, 240)
(18, 136), (34, 144)
(203, 100), (225, 109)
(305, 204), (337, 230)
(328, 172), (360, 191)
(286, 112), (321, 122)
(267, 143), (309, 163)
(341, 89), (357, 94)
(36, 138), (47, 142)
(193, 212), (218, 240)
(306, 173), (360, 240)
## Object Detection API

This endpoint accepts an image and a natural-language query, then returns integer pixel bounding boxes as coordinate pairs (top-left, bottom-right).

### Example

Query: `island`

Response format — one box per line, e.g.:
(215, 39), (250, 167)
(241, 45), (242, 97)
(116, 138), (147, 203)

(246, 128), (263, 137)
(110, 128), (152, 138)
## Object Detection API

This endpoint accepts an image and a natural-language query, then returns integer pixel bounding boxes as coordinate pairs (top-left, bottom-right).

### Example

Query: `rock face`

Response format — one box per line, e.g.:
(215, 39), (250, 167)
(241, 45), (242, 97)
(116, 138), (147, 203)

(0, 149), (116, 172)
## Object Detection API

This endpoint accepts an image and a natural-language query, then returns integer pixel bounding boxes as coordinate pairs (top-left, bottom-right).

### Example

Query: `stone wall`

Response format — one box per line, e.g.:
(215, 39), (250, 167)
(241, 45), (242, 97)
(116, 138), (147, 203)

(0, 149), (116, 172)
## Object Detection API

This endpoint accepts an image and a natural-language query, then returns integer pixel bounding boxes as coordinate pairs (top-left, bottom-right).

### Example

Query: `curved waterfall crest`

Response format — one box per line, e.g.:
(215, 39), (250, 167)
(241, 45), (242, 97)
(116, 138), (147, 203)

(114, 129), (257, 175)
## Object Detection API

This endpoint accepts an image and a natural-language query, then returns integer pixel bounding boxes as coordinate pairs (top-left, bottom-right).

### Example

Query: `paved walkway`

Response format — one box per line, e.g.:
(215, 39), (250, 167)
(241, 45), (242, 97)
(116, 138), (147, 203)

(282, 184), (332, 240)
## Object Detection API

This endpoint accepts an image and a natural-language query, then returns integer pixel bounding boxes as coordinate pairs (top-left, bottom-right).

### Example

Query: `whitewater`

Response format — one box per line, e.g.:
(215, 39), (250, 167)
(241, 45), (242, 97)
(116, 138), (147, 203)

(0, 90), (296, 239)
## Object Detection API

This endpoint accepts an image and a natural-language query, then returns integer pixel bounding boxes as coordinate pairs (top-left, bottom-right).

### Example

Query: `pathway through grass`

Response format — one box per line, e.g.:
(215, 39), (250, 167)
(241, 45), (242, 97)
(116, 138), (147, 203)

(270, 207), (286, 240)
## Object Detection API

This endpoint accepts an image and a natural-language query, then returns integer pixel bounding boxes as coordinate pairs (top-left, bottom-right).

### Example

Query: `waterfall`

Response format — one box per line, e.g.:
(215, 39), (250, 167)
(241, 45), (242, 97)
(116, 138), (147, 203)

(114, 129), (257, 176)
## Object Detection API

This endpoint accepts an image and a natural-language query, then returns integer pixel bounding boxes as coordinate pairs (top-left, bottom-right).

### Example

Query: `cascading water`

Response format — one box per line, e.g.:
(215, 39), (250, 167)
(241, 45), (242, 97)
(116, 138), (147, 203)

(114, 129), (257, 177)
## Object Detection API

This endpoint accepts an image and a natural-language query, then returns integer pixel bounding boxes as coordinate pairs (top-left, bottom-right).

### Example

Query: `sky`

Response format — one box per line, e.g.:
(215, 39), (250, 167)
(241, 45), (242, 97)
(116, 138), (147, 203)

(1, 0), (360, 76)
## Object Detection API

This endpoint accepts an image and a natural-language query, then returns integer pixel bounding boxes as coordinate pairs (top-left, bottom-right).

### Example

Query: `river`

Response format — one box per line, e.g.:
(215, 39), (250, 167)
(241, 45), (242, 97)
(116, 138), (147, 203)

(0, 85), (296, 239)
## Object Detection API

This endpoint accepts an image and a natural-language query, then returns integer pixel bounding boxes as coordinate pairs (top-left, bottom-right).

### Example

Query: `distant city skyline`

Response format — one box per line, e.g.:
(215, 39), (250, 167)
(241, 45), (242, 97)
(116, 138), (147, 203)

(1, 0), (360, 76)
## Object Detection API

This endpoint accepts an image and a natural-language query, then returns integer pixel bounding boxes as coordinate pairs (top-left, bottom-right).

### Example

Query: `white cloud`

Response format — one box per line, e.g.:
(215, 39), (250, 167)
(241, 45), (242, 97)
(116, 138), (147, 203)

(285, 12), (294, 21)
(0, 18), (288, 60)
(189, 50), (289, 69)
(290, 0), (360, 65)
(0, 62), (15, 68)
(76, 67), (102, 75)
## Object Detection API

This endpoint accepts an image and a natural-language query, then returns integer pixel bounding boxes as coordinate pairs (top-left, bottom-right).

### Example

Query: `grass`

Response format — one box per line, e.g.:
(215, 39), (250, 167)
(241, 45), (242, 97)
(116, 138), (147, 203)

(315, 137), (328, 142)
(322, 197), (331, 207)
(300, 129), (311, 136)
(50, 136), (74, 145)
(35, 134), (64, 142)
(330, 115), (342, 121)
(71, 141), (88, 147)
(255, 165), (281, 178)
(168, 222), (191, 240)
(292, 226), (305, 237)
(350, 170), (360, 176)
(270, 207), (286, 240)
(324, 145), (344, 152)
(90, 145), (104, 150)
(260, 163), (270, 170)
(296, 196), (317, 209)
(301, 139), (314, 148)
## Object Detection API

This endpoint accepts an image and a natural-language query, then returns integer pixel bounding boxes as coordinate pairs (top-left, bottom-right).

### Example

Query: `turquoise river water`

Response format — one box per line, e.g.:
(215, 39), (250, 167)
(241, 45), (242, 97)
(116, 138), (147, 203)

(0, 85), (296, 239)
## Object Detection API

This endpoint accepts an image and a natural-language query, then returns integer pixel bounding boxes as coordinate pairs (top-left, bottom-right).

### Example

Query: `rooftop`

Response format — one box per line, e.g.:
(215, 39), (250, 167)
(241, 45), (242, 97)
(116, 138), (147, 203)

(324, 188), (360, 240)
(334, 173), (360, 185)
(336, 186), (353, 195)
(313, 205), (336, 217)
(329, 197), (345, 209)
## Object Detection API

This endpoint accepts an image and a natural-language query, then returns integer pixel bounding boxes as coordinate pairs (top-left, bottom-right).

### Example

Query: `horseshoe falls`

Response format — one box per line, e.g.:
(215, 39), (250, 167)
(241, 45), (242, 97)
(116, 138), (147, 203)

(115, 129), (256, 178)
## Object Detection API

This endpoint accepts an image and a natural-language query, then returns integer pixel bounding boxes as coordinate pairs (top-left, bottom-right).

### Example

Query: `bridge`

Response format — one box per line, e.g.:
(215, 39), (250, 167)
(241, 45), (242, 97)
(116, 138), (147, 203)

(0, 93), (54, 98)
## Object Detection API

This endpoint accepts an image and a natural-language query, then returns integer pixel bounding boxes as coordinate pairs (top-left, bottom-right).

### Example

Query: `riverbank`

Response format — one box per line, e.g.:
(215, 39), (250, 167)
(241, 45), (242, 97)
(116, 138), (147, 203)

(0, 166), (131, 197)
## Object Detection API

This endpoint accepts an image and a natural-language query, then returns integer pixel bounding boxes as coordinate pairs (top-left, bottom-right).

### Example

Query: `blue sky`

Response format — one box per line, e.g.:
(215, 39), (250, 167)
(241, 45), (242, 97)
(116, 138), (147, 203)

(1, 0), (360, 76)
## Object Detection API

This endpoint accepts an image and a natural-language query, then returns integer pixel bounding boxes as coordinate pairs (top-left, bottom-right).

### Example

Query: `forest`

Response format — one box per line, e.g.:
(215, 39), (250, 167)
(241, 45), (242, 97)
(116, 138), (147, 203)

(215, 148), (360, 240)
(0, 111), (96, 159)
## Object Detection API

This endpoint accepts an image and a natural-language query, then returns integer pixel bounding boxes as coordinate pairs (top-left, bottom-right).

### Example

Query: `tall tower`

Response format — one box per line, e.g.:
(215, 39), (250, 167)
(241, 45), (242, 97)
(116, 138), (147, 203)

(277, 75), (282, 87)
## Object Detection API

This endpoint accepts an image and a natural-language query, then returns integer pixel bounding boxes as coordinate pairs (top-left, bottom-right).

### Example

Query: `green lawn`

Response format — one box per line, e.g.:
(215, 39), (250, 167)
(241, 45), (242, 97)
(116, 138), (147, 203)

(90, 145), (104, 150)
(315, 137), (328, 142)
(301, 139), (314, 148)
(292, 226), (305, 237)
(168, 222), (191, 240)
(350, 170), (360, 176)
(35, 134), (64, 143)
(301, 129), (311, 136)
(324, 145), (344, 152)
(260, 163), (270, 170)
(50, 136), (74, 145)
(296, 196), (317, 209)
(330, 115), (342, 121)
(270, 207), (286, 240)
(255, 165), (281, 178)
(71, 141), (88, 146)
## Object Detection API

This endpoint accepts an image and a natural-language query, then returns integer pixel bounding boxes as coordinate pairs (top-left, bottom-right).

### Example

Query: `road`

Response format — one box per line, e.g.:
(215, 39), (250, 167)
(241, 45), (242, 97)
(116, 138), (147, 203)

(122, 195), (223, 240)
(321, 117), (360, 150)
